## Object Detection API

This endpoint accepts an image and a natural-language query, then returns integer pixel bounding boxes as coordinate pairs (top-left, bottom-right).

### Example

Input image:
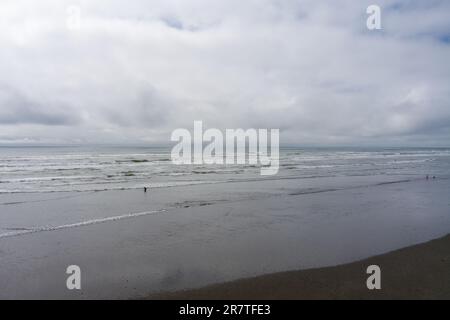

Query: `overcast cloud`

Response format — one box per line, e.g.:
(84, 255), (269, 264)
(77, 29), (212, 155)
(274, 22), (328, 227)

(0, 0), (449, 146)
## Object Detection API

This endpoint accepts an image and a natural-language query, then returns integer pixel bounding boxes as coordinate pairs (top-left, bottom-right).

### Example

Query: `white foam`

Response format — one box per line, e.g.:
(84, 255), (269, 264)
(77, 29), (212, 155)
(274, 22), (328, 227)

(0, 209), (166, 239)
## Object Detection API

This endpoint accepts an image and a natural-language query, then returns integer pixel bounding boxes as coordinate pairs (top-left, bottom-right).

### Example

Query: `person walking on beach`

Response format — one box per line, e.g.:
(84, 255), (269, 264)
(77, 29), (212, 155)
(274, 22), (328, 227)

(144, 187), (147, 193)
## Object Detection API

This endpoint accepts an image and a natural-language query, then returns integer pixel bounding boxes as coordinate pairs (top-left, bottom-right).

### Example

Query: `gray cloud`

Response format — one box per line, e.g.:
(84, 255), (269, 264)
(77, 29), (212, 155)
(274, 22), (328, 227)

(0, 85), (80, 125)
(105, 84), (172, 127)
(0, 0), (449, 146)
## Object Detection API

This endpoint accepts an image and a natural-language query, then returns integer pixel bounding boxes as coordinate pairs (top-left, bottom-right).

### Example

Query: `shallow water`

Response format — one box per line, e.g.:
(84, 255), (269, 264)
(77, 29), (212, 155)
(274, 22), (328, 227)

(1, 176), (450, 299)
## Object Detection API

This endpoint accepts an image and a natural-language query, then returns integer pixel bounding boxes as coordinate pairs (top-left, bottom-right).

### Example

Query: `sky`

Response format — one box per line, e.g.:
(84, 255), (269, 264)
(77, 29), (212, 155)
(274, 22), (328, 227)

(0, 0), (450, 146)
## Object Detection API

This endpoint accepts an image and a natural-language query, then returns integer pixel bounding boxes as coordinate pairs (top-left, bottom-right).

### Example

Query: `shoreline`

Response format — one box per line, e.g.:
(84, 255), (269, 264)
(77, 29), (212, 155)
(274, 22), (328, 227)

(2, 176), (450, 299)
(149, 234), (450, 300)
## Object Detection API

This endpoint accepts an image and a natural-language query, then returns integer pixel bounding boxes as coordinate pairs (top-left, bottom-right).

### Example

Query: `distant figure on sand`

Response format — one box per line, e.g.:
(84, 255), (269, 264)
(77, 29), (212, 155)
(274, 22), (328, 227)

(426, 175), (429, 180)
(144, 187), (147, 193)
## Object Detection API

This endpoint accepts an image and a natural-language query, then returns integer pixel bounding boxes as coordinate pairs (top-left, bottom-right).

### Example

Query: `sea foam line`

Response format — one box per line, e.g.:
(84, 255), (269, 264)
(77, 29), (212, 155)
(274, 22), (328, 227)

(0, 209), (166, 239)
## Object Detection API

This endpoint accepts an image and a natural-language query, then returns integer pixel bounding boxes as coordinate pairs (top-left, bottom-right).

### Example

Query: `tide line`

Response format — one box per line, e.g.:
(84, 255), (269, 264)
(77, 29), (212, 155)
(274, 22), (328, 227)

(0, 209), (166, 239)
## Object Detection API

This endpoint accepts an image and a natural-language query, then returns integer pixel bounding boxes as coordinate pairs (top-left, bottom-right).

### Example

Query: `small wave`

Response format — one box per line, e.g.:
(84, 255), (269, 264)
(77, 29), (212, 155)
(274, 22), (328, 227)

(375, 179), (412, 186)
(192, 170), (220, 174)
(0, 180), (211, 194)
(0, 209), (166, 239)
(288, 177), (424, 197)
(115, 159), (150, 163)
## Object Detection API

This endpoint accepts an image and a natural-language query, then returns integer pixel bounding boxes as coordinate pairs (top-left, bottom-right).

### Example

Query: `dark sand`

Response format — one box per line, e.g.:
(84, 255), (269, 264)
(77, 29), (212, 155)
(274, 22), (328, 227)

(151, 234), (450, 299)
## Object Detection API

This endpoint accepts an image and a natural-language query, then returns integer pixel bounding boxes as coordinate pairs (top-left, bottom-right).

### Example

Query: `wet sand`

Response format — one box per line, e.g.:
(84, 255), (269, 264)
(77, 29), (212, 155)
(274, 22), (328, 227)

(1, 175), (450, 299)
(151, 234), (450, 299)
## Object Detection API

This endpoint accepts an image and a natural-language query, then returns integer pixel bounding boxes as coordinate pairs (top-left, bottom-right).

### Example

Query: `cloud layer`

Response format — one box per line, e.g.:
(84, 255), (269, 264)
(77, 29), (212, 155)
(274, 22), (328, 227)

(1, 0), (450, 145)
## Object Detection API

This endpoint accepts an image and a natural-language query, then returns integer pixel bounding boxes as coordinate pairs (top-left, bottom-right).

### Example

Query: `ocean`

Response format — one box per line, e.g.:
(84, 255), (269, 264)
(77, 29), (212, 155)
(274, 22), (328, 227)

(1, 146), (449, 194)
